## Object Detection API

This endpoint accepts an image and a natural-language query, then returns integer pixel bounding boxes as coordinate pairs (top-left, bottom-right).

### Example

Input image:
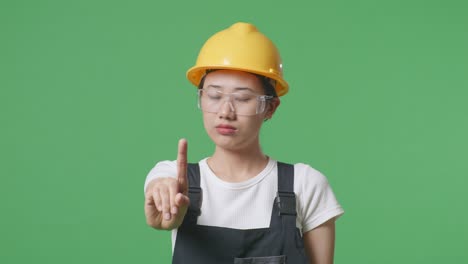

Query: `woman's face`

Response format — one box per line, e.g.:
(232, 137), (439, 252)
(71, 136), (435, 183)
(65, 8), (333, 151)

(200, 70), (277, 151)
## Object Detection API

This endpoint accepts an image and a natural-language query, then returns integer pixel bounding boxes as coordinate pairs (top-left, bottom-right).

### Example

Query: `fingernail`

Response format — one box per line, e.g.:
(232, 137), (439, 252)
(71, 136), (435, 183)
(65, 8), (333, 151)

(164, 213), (171, 220)
(171, 206), (178, 215)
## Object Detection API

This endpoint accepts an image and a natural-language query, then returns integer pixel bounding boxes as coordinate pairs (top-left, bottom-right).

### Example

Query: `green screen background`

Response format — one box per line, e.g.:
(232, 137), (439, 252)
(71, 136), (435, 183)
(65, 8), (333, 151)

(1, 0), (467, 263)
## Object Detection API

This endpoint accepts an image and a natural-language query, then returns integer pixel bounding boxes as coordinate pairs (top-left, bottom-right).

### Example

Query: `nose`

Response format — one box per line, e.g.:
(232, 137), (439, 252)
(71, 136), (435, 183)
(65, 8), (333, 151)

(218, 97), (236, 120)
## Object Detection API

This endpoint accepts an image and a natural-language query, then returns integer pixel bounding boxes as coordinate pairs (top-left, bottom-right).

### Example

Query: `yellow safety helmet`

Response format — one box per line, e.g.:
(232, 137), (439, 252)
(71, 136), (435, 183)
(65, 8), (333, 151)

(187, 22), (289, 96)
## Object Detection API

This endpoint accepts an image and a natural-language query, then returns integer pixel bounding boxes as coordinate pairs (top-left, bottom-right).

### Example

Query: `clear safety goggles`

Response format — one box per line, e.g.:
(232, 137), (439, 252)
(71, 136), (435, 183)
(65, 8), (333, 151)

(197, 87), (273, 116)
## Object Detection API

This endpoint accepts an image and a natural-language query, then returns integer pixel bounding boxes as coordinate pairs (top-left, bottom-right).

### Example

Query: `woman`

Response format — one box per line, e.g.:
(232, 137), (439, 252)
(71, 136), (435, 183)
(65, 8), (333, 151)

(144, 22), (344, 264)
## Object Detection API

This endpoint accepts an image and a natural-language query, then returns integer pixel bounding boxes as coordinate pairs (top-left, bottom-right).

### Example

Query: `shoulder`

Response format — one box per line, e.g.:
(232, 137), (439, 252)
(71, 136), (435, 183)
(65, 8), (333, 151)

(289, 162), (344, 232)
(292, 162), (330, 188)
(148, 160), (177, 175)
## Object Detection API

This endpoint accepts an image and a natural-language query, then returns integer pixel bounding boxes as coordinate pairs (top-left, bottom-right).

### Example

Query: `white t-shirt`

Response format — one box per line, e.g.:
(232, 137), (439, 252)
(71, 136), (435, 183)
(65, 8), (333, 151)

(145, 158), (344, 250)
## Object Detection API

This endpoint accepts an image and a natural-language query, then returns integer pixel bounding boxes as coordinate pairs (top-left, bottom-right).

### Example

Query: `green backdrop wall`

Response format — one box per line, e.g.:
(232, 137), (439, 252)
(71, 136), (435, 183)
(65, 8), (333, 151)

(1, 0), (467, 263)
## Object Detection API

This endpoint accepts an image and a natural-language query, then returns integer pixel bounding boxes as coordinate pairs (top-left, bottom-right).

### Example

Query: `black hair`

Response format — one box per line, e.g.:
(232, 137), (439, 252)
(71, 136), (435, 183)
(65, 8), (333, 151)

(256, 75), (277, 97)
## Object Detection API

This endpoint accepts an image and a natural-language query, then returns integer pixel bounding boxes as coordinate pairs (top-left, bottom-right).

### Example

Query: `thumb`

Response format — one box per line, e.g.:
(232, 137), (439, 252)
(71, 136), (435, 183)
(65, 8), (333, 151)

(175, 193), (190, 208)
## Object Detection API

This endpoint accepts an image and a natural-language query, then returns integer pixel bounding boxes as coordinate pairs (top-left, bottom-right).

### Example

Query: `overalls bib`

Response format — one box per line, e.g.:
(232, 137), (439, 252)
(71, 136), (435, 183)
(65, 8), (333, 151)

(172, 162), (309, 264)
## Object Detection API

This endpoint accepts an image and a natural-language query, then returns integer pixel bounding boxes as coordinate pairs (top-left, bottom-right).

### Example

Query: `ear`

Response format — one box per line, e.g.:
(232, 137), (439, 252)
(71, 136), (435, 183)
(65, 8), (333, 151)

(265, 98), (280, 120)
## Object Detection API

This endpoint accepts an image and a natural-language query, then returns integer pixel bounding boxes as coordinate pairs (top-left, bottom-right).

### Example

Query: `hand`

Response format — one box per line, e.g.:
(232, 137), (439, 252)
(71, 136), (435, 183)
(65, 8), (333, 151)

(144, 139), (190, 230)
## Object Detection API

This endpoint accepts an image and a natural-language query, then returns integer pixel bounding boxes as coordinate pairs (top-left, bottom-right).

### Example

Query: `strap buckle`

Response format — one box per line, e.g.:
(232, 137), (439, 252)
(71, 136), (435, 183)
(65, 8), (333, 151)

(188, 187), (202, 216)
(276, 191), (297, 216)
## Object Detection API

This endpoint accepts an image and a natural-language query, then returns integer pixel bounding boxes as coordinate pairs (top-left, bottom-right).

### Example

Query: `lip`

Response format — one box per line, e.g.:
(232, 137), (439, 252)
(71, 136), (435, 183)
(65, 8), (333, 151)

(215, 124), (237, 135)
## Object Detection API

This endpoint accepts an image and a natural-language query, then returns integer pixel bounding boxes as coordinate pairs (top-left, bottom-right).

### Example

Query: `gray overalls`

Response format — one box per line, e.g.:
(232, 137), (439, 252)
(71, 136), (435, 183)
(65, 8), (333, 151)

(172, 162), (309, 264)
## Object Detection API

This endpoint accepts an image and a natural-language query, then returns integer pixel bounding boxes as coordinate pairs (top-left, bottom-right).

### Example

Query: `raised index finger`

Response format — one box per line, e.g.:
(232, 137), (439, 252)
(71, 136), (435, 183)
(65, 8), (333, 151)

(176, 138), (188, 194)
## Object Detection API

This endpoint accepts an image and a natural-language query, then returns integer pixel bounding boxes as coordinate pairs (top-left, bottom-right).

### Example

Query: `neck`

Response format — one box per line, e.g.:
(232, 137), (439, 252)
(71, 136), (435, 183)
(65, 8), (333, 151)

(208, 143), (269, 182)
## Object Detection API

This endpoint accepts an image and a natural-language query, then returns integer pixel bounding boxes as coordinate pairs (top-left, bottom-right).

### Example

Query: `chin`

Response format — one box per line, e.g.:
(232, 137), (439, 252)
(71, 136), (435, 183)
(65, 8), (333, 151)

(212, 136), (239, 150)
(207, 132), (240, 150)
(209, 132), (259, 152)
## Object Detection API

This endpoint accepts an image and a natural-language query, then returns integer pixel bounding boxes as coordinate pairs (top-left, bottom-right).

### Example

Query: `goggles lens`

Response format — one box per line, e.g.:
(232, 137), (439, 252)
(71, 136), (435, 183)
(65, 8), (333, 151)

(197, 87), (272, 116)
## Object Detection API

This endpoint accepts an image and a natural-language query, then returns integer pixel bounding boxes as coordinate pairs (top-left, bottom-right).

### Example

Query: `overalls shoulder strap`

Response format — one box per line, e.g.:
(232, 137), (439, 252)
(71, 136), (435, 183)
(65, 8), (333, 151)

(276, 161), (294, 193)
(275, 162), (297, 230)
(184, 163), (203, 225)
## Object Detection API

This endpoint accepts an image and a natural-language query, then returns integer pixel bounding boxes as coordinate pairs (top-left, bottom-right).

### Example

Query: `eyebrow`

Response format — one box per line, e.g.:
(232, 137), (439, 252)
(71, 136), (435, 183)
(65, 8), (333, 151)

(206, 84), (255, 92)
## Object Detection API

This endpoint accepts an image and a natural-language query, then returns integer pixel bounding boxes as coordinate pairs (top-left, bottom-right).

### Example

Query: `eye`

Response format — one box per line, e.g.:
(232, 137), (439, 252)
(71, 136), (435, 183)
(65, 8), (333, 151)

(234, 93), (253, 102)
(208, 94), (222, 100)
(205, 89), (222, 100)
(235, 98), (250, 102)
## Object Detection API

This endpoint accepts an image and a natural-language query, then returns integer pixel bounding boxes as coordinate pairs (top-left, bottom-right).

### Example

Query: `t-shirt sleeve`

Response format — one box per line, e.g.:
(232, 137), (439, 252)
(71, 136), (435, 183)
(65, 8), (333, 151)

(295, 163), (344, 233)
(144, 160), (177, 193)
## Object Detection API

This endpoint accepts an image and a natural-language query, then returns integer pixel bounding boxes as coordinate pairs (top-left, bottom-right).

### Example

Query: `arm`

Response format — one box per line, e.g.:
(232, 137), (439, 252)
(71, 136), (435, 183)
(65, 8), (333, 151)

(303, 218), (336, 264)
